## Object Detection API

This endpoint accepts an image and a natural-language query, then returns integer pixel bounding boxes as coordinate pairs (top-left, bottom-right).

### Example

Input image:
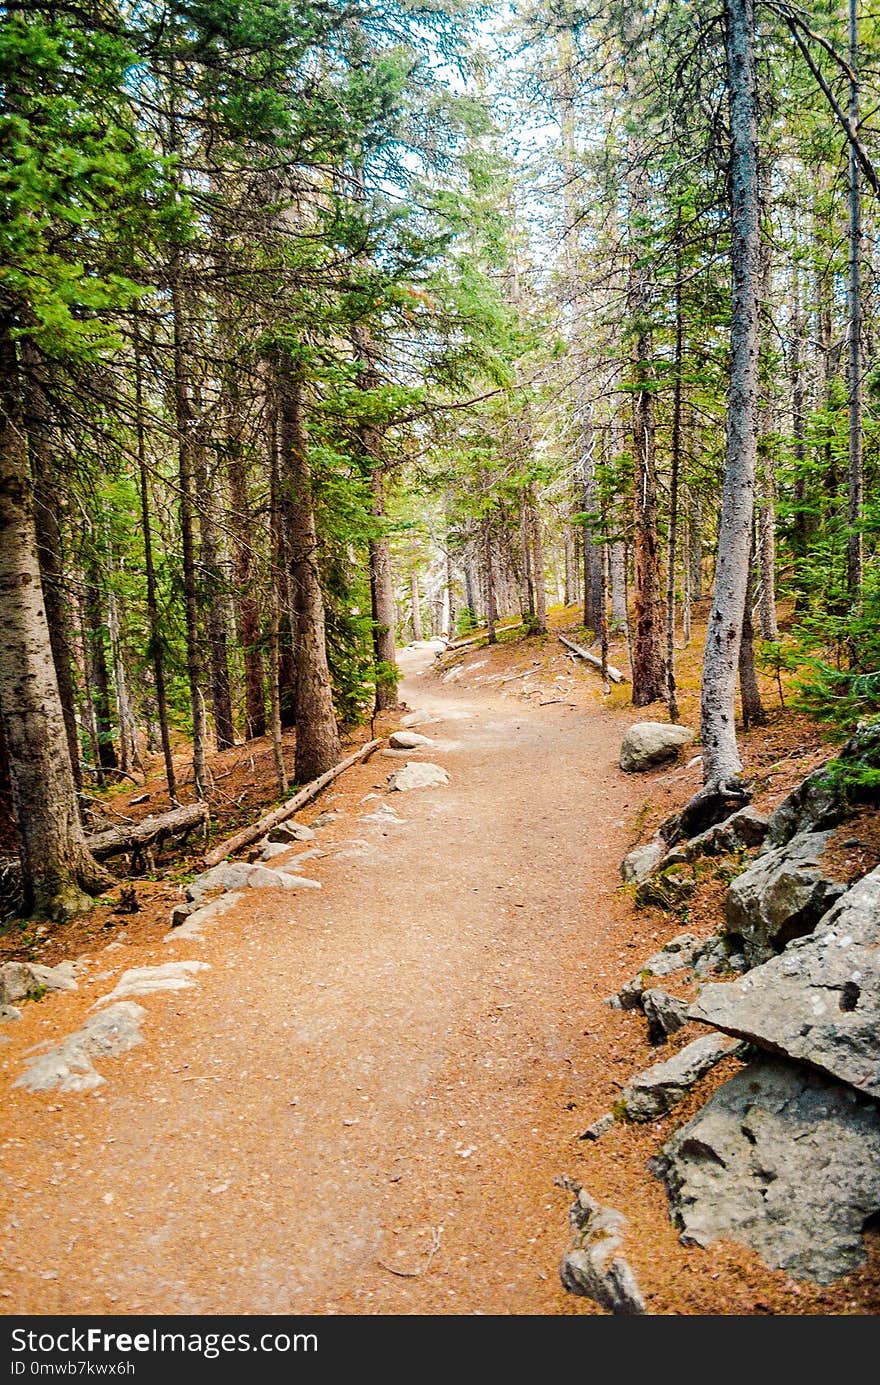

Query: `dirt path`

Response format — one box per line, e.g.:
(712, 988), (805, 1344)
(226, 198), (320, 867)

(1, 642), (645, 1315)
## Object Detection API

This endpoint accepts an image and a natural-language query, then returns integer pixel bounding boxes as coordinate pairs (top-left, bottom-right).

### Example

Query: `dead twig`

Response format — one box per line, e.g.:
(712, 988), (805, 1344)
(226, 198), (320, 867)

(377, 1226), (443, 1279)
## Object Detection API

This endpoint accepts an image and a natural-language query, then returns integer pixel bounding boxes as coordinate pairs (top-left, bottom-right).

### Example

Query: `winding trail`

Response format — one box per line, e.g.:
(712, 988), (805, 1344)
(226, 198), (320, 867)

(0, 641), (639, 1315)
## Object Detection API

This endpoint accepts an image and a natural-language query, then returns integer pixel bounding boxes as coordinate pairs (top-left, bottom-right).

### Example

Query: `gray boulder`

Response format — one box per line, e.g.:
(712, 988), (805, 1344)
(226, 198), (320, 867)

(651, 1056), (880, 1284)
(188, 861), (320, 901)
(16, 1002), (146, 1094)
(664, 806), (768, 866)
(578, 1112), (616, 1142)
(165, 891), (243, 943)
(613, 933), (703, 1009)
(642, 988), (689, 1045)
(620, 840), (665, 884)
(692, 865), (880, 1100)
(560, 1188), (647, 1314)
(620, 722), (695, 773)
(724, 828), (846, 965)
(260, 841), (292, 861)
(96, 960), (209, 1005)
(0, 961), (77, 1006)
(186, 862), (253, 902)
(388, 730), (433, 750)
(387, 762), (449, 792)
(692, 932), (747, 979)
(618, 1035), (740, 1121)
(267, 822), (315, 844)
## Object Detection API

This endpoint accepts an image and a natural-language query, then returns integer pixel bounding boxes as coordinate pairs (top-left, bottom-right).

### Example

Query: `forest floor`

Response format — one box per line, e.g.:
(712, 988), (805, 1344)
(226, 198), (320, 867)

(1, 607), (879, 1315)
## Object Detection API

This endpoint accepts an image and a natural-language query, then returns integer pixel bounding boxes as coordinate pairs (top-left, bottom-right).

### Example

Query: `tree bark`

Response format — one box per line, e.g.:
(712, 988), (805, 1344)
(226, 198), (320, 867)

(410, 568), (423, 641)
(527, 483), (547, 635)
(757, 246), (779, 640)
(666, 255), (684, 723)
(106, 567), (140, 774)
(738, 533), (767, 730)
(276, 352), (339, 784)
(171, 277), (209, 798)
(847, 0), (863, 604)
(700, 0), (760, 789)
(192, 437), (235, 751)
(483, 515), (497, 645)
(268, 399), (287, 796)
(23, 346), (82, 794)
(631, 323), (666, 705)
(224, 354), (266, 743)
(789, 245), (809, 566)
(134, 328), (177, 802)
(368, 463), (397, 710)
(83, 564), (119, 772)
(0, 315), (109, 918)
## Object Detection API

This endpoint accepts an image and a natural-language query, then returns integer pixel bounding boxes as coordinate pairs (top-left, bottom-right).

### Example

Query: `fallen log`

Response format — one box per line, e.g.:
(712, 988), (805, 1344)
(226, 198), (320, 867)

(203, 738), (383, 868)
(558, 634), (626, 684)
(86, 802), (209, 861)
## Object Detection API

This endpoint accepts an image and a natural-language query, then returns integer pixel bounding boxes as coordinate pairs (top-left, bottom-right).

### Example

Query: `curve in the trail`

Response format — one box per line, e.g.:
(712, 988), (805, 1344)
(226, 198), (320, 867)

(0, 639), (637, 1315)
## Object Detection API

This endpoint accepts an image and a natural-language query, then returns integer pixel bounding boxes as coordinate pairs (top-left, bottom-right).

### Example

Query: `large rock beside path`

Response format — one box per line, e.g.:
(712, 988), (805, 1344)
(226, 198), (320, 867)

(620, 722), (694, 773)
(613, 933), (703, 1009)
(266, 822), (315, 844)
(663, 806), (768, 866)
(96, 961), (209, 1005)
(15, 1003), (146, 1094)
(389, 730), (433, 750)
(0, 961), (77, 1007)
(651, 1056), (880, 1284)
(560, 1187), (648, 1314)
(617, 1035), (740, 1121)
(620, 840), (665, 884)
(187, 861), (320, 902)
(723, 829), (847, 965)
(387, 762), (449, 792)
(692, 865), (880, 1100)
(642, 988), (690, 1045)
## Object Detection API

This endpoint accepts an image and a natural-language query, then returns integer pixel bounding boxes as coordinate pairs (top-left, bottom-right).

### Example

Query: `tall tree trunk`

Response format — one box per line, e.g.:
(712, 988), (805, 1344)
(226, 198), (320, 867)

(105, 569), (140, 775)
(609, 360), (630, 637)
(171, 277), (208, 798)
(276, 352), (339, 783)
(847, 0), (863, 604)
(631, 324), (666, 704)
(0, 315), (108, 918)
(368, 463), (397, 710)
(445, 546), (455, 638)
(700, 0), (760, 790)
(268, 408), (287, 797)
(666, 256), (684, 723)
(192, 438), (235, 751)
(134, 328), (177, 802)
(227, 432), (266, 741)
(23, 345), (81, 794)
(410, 568), (423, 641)
(83, 564), (118, 772)
(563, 517), (576, 609)
(463, 553), (478, 625)
(483, 516), (497, 645)
(757, 246), (779, 640)
(527, 483), (547, 635)
(579, 404), (604, 632)
(739, 533), (767, 729)
(77, 592), (102, 781)
(789, 245), (809, 566)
